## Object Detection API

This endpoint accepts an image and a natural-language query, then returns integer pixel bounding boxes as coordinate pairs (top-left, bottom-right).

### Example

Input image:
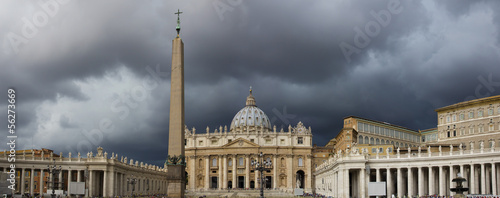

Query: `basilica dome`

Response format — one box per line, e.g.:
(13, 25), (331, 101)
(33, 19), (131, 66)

(230, 88), (271, 132)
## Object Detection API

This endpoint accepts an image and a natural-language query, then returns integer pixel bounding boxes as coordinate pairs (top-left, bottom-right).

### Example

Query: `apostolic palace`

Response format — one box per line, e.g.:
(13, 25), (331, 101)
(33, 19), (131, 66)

(314, 95), (500, 198)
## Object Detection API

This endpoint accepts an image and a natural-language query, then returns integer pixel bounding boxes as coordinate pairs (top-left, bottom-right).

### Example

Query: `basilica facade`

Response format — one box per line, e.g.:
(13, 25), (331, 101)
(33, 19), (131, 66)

(184, 89), (314, 193)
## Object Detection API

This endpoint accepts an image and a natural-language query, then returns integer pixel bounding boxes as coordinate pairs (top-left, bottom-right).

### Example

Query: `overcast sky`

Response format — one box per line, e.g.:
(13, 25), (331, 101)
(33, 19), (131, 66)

(1, 0), (500, 166)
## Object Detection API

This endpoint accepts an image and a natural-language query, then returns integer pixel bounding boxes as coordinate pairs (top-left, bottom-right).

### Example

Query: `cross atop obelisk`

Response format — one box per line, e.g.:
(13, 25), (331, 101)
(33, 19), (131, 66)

(175, 9), (183, 37)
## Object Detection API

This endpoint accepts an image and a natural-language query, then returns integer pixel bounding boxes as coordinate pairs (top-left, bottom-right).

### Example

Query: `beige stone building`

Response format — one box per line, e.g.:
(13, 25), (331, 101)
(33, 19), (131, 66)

(184, 89), (314, 193)
(314, 95), (500, 197)
(0, 147), (169, 197)
(435, 95), (500, 148)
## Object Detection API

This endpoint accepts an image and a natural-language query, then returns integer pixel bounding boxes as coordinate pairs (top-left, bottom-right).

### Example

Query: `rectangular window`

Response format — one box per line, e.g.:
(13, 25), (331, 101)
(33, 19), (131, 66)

(199, 140), (203, 146)
(211, 140), (218, 145)
(280, 139), (285, 145)
(460, 114), (464, 120)
(358, 123), (363, 131)
(265, 139), (271, 144)
(250, 139), (254, 143)
(479, 111), (483, 117)
(469, 112), (474, 119)
(298, 137), (303, 144)
(489, 109), (493, 115)
(452, 115), (456, 122)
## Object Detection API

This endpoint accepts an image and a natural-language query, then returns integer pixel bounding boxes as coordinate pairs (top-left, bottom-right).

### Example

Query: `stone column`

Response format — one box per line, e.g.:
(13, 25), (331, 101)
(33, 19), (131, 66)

(223, 155), (228, 189)
(287, 155), (293, 191)
(470, 164), (476, 194)
(337, 169), (344, 197)
(89, 170), (93, 197)
(493, 163), (497, 195)
(218, 155), (223, 189)
(58, 170), (63, 190)
(30, 168), (34, 196)
(67, 169), (72, 195)
(103, 170), (108, 197)
(386, 168), (393, 197)
(449, 165), (454, 196)
(190, 156), (196, 190)
(255, 163), (259, 189)
(245, 154), (250, 189)
(397, 168), (403, 198)
(40, 169), (44, 195)
(428, 166), (434, 195)
(21, 168), (25, 195)
(408, 167), (413, 197)
(481, 163), (486, 194)
(232, 156), (236, 188)
(306, 154), (312, 191)
(418, 167), (424, 196)
(439, 166), (444, 196)
(205, 156), (209, 189)
(273, 154), (277, 189)
(345, 168), (350, 198)
(360, 168), (366, 198)
(77, 170), (81, 182)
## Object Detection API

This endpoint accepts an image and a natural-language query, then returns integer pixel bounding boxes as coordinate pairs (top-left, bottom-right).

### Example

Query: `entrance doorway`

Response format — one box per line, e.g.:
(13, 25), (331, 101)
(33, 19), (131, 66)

(265, 176), (272, 189)
(228, 181), (232, 189)
(211, 177), (218, 189)
(238, 176), (245, 188)
(250, 181), (255, 189)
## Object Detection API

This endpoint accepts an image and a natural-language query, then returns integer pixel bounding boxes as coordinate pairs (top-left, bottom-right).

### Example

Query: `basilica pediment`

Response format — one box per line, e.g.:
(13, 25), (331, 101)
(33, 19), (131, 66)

(221, 138), (260, 148)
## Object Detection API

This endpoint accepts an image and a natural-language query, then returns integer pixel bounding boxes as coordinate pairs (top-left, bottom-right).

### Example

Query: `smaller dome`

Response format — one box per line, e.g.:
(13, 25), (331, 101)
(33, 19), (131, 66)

(230, 88), (271, 132)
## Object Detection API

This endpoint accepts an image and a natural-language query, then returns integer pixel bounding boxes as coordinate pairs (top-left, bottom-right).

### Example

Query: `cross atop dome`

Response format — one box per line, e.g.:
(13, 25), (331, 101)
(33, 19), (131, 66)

(246, 86), (256, 106)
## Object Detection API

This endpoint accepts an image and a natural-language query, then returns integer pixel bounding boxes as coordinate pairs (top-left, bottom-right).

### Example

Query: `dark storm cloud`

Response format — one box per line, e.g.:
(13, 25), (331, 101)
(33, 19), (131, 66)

(1, 0), (500, 166)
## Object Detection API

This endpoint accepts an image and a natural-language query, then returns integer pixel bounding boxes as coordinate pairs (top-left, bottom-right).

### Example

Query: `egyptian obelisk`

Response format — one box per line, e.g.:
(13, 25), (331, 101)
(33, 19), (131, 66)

(167, 9), (185, 198)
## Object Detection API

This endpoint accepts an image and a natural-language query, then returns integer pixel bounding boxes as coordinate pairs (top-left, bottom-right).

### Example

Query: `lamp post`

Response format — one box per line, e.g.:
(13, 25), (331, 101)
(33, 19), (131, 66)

(46, 160), (62, 198)
(251, 152), (272, 198)
(127, 176), (137, 198)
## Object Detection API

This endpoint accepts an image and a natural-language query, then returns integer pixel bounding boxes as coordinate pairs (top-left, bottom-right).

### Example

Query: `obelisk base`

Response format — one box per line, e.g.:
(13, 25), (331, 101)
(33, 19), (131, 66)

(167, 165), (186, 198)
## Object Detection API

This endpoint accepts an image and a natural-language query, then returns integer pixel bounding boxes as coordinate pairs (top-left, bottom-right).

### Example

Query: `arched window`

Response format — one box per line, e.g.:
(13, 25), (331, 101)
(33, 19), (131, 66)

(396, 142), (400, 147)
(376, 138), (380, 145)
(364, 136), (369, 144)
(298, 158), (303, 167)
(198, 159), (203, 168)
(239, 157), (244, 166)
(212, 158), (217, 167)
(228, 159), (232, 166)
(370, 137), (374, 144)
(359, 135), (364, 144)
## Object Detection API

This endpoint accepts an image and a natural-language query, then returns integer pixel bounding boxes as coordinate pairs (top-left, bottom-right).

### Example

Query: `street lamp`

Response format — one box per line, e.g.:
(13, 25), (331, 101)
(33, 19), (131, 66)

(251, 152), (272, 198)
(46, 160), (62, 198)
(127, 176), (137, 198)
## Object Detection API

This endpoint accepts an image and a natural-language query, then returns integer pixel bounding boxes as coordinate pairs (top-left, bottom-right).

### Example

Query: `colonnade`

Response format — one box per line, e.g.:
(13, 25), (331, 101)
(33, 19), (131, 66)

(315, 148), (500, 197)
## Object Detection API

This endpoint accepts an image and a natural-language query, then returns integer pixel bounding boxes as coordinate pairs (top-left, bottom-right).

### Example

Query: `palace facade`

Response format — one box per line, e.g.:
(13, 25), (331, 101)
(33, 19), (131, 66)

(184, 89), (314, 193)
(314, 95), (500, 197)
